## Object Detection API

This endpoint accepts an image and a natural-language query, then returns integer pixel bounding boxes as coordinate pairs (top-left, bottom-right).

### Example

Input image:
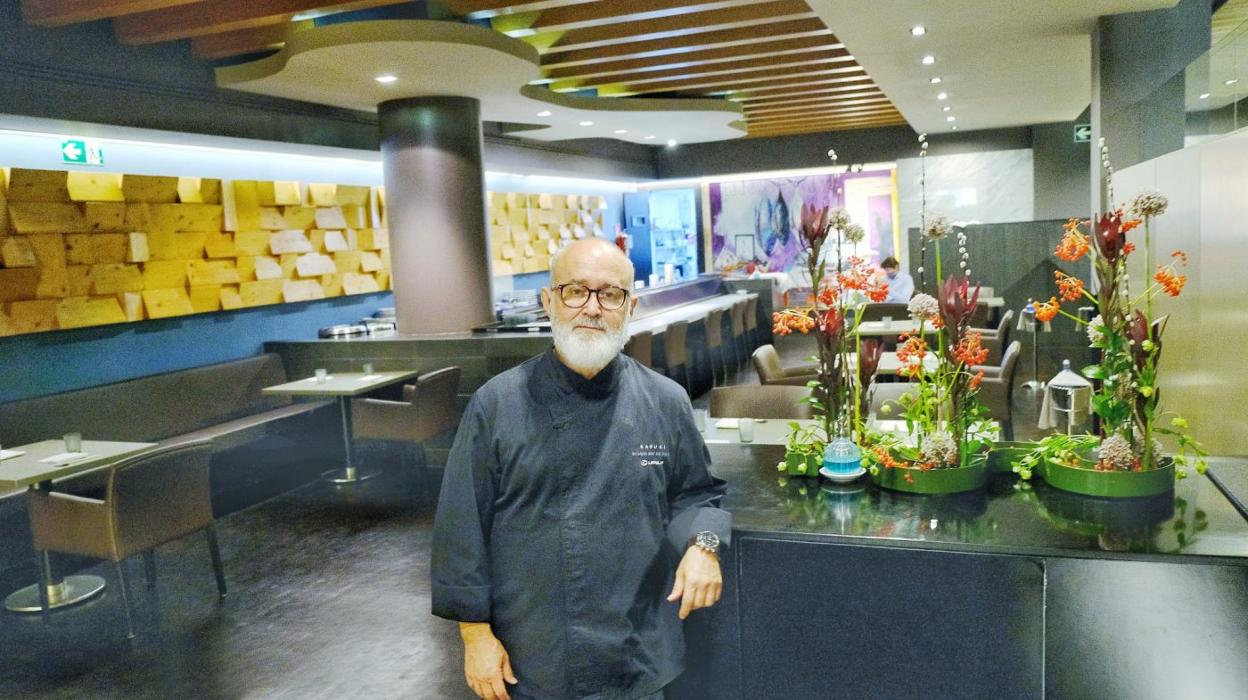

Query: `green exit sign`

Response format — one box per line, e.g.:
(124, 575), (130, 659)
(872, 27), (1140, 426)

(1073, 124), (1092, 143)
(61, 138), (104, 166)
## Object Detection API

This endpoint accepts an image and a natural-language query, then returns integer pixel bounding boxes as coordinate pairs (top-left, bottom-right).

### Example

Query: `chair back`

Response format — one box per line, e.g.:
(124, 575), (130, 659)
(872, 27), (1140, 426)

(408, 366), (462, 440)
(108, 440), (215, 559)
(968, 302), (990, 327)
(664, 320), (689, 368)
(858, 302), (910, 323)
(996, 309), (1014, 346)
(704, 309), (725, 348)
(751, 345), (786, 384)
(709, 386), (813, 419)
(974, 340), (1021, 419)
(869, 380), (915, 417)
(625, 330), (654, 368)
(729, 300), (746, 337)
(743, 296), (758, 332)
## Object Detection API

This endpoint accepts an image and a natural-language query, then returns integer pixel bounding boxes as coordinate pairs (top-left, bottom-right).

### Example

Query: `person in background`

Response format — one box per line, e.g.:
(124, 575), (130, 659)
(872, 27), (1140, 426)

(881, 256), (914, 303)
(431, 238), (730, 700)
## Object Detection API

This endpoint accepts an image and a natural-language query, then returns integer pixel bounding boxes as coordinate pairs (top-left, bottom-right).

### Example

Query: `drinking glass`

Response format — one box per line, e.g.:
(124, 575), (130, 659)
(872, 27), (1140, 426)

(315, 368), (329, 384)
(64, 432), (82, 453)
(738, 419), (755, 443)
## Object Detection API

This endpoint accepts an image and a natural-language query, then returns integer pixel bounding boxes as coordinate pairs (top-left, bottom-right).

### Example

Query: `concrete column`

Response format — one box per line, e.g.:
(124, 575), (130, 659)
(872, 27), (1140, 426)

(379, 96), (492, 334)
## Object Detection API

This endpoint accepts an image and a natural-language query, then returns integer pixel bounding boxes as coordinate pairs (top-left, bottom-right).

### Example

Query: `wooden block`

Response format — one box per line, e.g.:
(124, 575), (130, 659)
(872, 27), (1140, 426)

(282, 279), (325, 303)
(1, 236), (37, 267)
(7, 169), (69, 202)
(226, 181), (262, 231)
(359, 251), (383, 273)
(308, 183), (337, 206)
(272, 181), (303, 206)
(9, 202), (88, 233)
(358, 227), (388, 250)
(0, 268), (40, 302)
(124, 203), (151, 230)
(279, 253), (298, 278)
(379, 247), (391, 270)
(204, 232), (236, 258)
(333, 250), (361, 274)
(67, 172), (125, 202)
(342, 272), (380, 295)
(337, 185), (370, 206)
(315, 207), (348, 229)
(492, 260), (514, 277)
(141, 260), (187, 290)
(149, 203), (224, 234)
(119, 291), (143, 321)
(320, 273), (343, 297)
(375, 269), (390, 291)
(340, 205), (369, 229)
(90, 263), (144, 294)
(500, 242), (516, 260)
(200, 179), (222, 205)
(127, 232), (149, 263)
(234, 230), (270, 256)
(82, 202), (127, 232)
(219, 286), (242, 310)
(142, 288), (194, 318)
(523, 243), (535, 258)
(177, 177), (204, 203)
(65, 234), (92, 264)
(322, 230), (349, 252)
(295, 253), (336, 277)
(145, 230), (178, 261)
(240, 279), (283, 307)
(27, 233), (65, 267)
(8, 299), (60, 333)
(56, 296), (126, 329)
(174, 231), (209, 259)
(189, 284), (222, 313)
(187, 260), (240, 286)
(90, 234), (128, 264)
(510, 226), (531, 243)
(123, 175), (179, 203)
(269, 230), (312, 254)
(522, 257), (543, 273)
(67, 265), (91, 296)
(375, 187), (386, 228)
(281, 206), (318, 230)
(506, 192), (525, 209)
(538, 193), (554, 209)
(253, 256), (283, 280)
(259, 207), (288, 230)
(507, 208), (527, 227)
(307, 229), (326, 252)
(0, 176), (9, 235)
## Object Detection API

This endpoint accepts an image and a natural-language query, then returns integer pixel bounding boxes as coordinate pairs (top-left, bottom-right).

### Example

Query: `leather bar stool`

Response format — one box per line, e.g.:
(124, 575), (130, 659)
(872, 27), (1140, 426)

(663, 320), (691, 394)
(704, 308), (727, 386)
(743, 295), (760, 350)
(729, 300), (748, 372)
(625, 330), (655, 369)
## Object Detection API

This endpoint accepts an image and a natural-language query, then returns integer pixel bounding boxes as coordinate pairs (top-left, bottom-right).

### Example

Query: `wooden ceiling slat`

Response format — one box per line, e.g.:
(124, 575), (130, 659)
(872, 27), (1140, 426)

(746, 116), (907, 137)
(190, 20), (315, 59)
(745, 95), (892, 115)
(603, 64), (866, 97)
(748, 112), (905, 128)
(740, 87), (887, 107)
(747, 107), (901, 127)
(442, 0), (598, 21)
(545, 48), (854, 92)
(537, 17), (830, 66)
(732, 76), (886, 100)
(526, 0), (815, 54)
(492, 0), (776, 36)
(114, 0), (410, 44)
(540, 35), (840, 81)
(21, 0), (207, 26)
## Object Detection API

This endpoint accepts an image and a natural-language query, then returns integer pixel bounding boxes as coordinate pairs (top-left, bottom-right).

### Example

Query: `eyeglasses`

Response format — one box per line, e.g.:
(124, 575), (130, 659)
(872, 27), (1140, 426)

(553, 283), (630, 310)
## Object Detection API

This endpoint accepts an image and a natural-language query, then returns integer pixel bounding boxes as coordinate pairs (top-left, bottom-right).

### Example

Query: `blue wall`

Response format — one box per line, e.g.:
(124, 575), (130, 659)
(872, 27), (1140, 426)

(0, 292), (392, 402)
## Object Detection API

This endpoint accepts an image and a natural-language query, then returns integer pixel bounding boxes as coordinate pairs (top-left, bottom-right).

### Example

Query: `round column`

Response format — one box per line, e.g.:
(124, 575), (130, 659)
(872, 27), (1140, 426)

(379, 96), (492, 334)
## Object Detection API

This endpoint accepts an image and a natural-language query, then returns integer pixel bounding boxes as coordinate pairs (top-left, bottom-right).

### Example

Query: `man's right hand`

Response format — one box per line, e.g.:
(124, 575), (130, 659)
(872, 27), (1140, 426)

(460, 622), (518, 700)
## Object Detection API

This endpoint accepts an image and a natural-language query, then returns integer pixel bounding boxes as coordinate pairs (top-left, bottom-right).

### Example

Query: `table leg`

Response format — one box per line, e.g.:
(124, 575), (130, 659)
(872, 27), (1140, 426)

(322, 395), (377, 484)
(5, 485), (107, 613)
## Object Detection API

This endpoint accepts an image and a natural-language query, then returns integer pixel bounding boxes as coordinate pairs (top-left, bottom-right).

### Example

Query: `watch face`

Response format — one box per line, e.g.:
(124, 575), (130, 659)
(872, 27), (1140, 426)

(696, 531), (720, 550)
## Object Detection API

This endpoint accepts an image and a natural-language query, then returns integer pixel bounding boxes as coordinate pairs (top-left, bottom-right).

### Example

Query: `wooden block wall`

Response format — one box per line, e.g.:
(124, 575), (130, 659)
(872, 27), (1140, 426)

(487, 191), (606, 277)
(0, 168), (390, 338)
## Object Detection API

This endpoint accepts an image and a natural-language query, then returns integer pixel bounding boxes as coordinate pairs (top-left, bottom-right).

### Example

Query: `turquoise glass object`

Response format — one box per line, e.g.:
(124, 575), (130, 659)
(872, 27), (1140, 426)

(823, 437), (862, 474)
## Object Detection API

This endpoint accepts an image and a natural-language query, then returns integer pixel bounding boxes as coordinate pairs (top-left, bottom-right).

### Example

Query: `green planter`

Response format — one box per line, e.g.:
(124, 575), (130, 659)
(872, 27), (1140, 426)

(987, 441), (1037, 474)
(782, 450), (823, 478)
(870, 453), (989, 494)
(1039, 456), (1175, 498)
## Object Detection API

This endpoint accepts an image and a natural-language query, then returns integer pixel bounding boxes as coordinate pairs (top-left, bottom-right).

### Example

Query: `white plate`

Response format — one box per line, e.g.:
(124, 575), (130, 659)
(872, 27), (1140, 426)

(819, 465), (866, 483)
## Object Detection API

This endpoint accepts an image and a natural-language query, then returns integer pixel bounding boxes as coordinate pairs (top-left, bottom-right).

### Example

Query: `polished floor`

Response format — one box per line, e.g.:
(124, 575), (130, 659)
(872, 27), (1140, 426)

(0, 334), (1055, 699)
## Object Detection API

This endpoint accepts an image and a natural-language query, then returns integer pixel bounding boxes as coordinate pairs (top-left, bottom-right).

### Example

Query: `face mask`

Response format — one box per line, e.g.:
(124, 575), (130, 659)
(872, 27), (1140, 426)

(886, 270), (897, 280)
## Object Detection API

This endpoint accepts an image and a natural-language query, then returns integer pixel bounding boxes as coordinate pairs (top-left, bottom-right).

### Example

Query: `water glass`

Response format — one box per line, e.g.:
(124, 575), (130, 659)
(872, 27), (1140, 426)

(693, 409), (708, 432)
(738, 419), (755, 443)
(881, 316), (893, 330)
(315, 368), (329, 384)
(362, 362), (375, 375)
(64, 432), (82, 453)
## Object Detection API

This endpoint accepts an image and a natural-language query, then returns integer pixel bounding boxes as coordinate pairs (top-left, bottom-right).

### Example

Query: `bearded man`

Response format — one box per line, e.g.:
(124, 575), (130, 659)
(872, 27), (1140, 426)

(431, 238), (729, 700)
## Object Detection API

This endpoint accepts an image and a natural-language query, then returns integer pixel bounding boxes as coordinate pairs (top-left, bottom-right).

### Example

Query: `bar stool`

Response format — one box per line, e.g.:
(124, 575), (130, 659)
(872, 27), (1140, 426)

(704, 308), (727, 386)
(744, 295), (760, 351)
(729, 300), (748, 372)
(625, 330), (654, 369)
(663, 320), (691, 393)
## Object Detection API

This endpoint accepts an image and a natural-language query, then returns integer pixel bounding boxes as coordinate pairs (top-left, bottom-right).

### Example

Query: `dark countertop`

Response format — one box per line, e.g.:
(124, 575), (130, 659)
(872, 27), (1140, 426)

(710, 443), (1248, 563)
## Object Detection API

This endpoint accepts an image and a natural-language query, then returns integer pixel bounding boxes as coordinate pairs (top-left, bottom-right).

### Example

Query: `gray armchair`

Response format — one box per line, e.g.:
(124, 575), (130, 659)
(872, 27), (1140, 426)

(352, 366), (462, 473)
(972, 340), (1023, 440)
(752, 344), (819, 386)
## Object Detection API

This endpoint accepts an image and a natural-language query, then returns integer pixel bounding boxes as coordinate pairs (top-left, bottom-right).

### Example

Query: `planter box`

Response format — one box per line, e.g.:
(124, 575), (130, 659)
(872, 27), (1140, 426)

(988, 441), (1036, 474)
(1039, 456), (1175, 498)
(870, 454), (989, 494)
(782, 451), (823, 478)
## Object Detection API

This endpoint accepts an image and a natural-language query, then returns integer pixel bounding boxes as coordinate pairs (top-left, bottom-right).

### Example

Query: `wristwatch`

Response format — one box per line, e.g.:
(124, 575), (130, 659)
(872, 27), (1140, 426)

(689, 531), (720, 555)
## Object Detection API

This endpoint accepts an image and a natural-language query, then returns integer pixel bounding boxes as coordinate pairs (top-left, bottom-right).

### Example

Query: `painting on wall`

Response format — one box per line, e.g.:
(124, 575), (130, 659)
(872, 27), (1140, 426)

(707, 169), (899, 274)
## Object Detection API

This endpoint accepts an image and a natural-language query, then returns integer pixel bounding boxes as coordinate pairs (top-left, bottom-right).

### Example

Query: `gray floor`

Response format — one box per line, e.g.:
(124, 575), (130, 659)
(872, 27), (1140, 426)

(0, 334), (1057, 699)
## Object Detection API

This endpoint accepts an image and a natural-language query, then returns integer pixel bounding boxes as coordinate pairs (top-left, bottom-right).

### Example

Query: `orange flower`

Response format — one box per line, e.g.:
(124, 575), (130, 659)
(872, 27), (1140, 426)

(1055, 226), (1091, 261)
(871, 447), (910, 470)
(1120, 217), (1142, 234)
(865, 276), (889, 302)
(953, 332), (989, 366)
(1171, 250), (1189, 265)
(1033, 297), (1060, 323)
(896, 334), (929, 377)
(969, 369), (985, 390)
(772, 310), (816, 336)
(1154, 266), (1187, 297)
(1123, 242), (1136, 255)
(1055, 271), (1085, 302)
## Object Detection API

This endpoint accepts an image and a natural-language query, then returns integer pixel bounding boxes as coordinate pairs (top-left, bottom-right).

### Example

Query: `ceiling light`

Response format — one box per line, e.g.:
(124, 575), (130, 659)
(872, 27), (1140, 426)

(1225, 78), (1239, 86)
(942, 106), (952, 112)
(667, 139), (678, 148)
(951, 126), (959, 130)
(929, 77), (942, 84)
(614, 129), (628, 134)
(537, 110), (552, 117)
(947, 116), (956, 122)
(374, 75), (397, 84)
(1199, 93), (1211, 99)
(937, 92), (948, 100)
(578, 120), (594, 126)
(921, 55), (935, 65)
(911, 26), (926, 36)
(644, 135), (656, 140)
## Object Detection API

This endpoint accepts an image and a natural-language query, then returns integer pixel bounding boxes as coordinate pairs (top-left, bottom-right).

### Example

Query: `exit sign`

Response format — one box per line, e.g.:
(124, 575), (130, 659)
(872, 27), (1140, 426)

(61, 138), (104, 166)
(1073, 124), (1092, 143)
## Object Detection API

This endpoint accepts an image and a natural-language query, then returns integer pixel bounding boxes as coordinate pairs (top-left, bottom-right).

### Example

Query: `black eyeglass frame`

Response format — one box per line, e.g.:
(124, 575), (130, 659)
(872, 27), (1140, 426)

(551, 283), (631, 310)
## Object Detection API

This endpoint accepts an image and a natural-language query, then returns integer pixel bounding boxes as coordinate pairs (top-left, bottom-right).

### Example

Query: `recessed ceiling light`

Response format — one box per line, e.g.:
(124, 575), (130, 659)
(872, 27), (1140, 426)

(942, 106), (952, 112)
(937, 92), (948, 100)
(930, 77), (942, 84)
(1225, 78), (1239, 86)
(614, 129), (628, 134)
(951, 126), (959, 130)
(374, 74), (397, 84)
(947, 116), (956, 122)
(667, 139), (678, 147)
(911, 25), (926, 36)
(1199, 93), (1211, 99)
(644, 135), (656, 140)
(922, 55), (935, 65)
(537, 110), (552, 117)
(578, 120), (594, 126)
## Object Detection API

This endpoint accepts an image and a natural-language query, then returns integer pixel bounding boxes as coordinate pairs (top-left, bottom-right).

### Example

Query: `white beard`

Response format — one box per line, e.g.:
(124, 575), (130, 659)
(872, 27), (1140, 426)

(551, 312), (630, 375)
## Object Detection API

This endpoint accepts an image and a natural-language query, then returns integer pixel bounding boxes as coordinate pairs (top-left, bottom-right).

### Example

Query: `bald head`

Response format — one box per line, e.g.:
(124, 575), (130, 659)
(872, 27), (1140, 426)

(551, 238), (634, 290)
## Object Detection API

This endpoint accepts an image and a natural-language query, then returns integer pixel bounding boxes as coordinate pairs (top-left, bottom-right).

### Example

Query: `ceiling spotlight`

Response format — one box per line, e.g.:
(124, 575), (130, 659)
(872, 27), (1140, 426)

(667, 139), (678, 147)
(946, 116), (956, 122)
(951, 126), (959, 130)
(942, 106), (952, 112)
(614, 129), (628, 134)
(537, 110), (552, 117)
(644, 135), (656, 140)
(1226, 79), (1240, 86)
(922, 55), (935, 65)
(374, 74), (397, 84)
(929, 77), (942, 84)
(1199, 93), (1211, 99)
(578, 120), (594, 126)
(911, 25), (926, 36)
(937, 92), (948, 100)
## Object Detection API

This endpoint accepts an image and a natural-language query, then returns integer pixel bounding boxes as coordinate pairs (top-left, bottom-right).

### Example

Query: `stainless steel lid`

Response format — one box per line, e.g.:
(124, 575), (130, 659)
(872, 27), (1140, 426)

(318, 324), (368, 338)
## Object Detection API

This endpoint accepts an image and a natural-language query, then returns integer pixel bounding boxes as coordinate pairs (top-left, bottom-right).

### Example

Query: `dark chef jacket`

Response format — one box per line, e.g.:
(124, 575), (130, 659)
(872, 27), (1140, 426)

(431, 350), (730, 700)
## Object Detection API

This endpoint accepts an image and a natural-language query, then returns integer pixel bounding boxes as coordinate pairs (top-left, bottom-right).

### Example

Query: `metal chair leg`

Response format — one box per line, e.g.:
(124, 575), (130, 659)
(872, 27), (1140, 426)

(143, 550), (157, 590)
(206, 526), (227, 599)
(114, 561), (136, 640)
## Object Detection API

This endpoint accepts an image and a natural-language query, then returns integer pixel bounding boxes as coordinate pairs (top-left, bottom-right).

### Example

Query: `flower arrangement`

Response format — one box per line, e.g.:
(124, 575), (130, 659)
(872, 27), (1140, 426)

(1026, 190), (1205, 478)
